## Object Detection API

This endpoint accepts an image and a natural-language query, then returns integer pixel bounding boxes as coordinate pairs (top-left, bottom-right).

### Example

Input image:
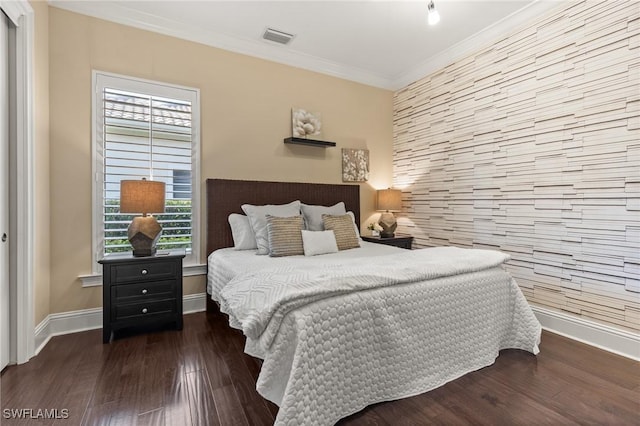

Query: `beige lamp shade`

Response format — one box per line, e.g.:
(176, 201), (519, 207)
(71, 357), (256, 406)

(120, 179), (166, 215)
(376, 189), (402, 212)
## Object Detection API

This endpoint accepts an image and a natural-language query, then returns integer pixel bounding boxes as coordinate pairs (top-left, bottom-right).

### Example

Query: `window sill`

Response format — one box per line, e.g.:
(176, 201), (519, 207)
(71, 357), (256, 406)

(80, 263), (207, 288)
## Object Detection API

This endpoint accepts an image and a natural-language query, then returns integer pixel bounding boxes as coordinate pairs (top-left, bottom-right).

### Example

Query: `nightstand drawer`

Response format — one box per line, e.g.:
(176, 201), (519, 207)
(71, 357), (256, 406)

(113, 280), (176, 302)
(112, 261), (177, 283)
(114, 299), (177, 321)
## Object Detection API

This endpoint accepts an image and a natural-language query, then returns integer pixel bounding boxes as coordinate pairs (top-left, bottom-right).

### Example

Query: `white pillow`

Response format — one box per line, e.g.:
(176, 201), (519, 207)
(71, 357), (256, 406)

(241, 200), (302, 255)
(228, 214), (257, 250)
(347, 211), (362, 240)
(301, 230), (339, 256)
(301, 202), (346, 231)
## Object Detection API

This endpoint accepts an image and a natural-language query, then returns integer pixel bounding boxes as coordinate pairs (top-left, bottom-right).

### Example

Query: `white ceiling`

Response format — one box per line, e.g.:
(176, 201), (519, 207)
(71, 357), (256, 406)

(49, 0), (567, 90)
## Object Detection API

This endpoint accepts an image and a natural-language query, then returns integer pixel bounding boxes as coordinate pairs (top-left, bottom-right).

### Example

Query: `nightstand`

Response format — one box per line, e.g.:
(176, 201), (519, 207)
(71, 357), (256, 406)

(361, 234), (414, 250)
(99, 249), (185, 343)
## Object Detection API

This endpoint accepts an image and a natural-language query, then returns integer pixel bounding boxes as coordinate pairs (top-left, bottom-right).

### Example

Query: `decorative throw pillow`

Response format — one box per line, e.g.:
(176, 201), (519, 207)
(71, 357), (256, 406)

(228, 214), (257, 250)
(346, 211), (362, 240)
(322, 214), (361, 251)
(300, 202), (347, 231)
(301, 230), (339, 256)
(242, 200), (301, 255)
(266, 215), (304, 257)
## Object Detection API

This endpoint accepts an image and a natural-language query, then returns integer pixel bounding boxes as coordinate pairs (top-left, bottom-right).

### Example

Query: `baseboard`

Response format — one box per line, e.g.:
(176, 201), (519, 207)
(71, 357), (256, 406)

(531, 305), (640, 361)
(33, 296), (638, 361)
(34, 293), (207, 356)
(183, 292), (207, 314)
(34, 307), (102, 356)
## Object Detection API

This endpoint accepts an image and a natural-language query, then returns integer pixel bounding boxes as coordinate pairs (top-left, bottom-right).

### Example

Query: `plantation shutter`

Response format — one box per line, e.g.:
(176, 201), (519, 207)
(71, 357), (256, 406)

(102, 87), (193, 255)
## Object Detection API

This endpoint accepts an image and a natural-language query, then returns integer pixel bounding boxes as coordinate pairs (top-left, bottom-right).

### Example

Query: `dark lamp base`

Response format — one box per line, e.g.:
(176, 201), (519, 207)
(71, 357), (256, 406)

(128, 216), (162, 257)
(378, 212), (398, 239)
(132, 247), (157, 257)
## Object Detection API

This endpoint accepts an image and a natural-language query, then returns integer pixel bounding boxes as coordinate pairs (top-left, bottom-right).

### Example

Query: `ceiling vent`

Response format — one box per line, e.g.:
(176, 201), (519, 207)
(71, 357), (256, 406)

(262, 28), (295, 45)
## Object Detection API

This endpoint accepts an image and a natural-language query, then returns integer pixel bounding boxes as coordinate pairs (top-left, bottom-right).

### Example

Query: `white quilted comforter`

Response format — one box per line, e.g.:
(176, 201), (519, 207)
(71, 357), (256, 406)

(209, 245), (541, 425)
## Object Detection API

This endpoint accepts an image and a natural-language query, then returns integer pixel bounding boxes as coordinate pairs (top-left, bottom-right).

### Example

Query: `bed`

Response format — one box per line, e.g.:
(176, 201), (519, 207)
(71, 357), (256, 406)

(205, 178), (541, 425)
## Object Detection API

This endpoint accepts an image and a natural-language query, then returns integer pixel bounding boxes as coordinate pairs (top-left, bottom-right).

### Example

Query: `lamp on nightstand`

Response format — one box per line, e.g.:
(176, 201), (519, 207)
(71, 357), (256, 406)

(376, 188), (402, 238)
(120, 178), (166, 257)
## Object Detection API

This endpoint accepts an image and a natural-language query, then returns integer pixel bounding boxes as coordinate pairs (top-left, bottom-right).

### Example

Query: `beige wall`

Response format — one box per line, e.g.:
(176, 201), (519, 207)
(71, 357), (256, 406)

(48, 7), (393, 314)
(32, 0), (50, 325)
(394, 0), (639, 331)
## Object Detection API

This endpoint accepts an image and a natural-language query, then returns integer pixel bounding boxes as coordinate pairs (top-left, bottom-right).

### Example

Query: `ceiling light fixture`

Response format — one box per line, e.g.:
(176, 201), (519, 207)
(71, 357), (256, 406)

(427, 0), (440, 26)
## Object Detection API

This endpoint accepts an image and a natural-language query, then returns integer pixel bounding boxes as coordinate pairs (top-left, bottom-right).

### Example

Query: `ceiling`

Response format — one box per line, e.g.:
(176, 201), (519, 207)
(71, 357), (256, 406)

(49, 0), (567, 90)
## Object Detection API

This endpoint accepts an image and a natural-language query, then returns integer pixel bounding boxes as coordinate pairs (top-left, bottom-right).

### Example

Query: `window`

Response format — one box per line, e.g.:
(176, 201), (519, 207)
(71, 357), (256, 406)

(93, 72), (200, 267)
(172, 169), (191, 199)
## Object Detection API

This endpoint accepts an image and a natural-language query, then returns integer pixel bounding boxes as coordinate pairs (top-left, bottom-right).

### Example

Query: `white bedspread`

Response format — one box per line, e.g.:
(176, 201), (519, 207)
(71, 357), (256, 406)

(220, 247), (510, 350)
(207, 242), (404, 300)
(207, 245), (541, 425)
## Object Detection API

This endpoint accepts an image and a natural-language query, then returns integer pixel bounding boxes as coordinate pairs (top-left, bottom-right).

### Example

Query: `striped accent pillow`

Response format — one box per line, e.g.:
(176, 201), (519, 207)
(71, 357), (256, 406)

(266, 215), (304, 257)
(322, 214), (360, 251)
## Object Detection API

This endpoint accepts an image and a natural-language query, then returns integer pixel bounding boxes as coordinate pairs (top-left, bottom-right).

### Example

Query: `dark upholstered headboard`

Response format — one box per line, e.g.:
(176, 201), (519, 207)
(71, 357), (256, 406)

(206, 179), (361, 256)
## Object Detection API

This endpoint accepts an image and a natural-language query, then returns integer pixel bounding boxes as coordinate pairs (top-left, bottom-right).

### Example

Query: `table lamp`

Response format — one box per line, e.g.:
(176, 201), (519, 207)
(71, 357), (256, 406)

(120, 178), (166, 256)
(376, 188), (402, 238)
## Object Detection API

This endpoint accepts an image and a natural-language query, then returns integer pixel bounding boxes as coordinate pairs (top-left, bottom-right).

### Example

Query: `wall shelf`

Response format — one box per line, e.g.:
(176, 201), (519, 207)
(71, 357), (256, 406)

(284, 137), (336, 147)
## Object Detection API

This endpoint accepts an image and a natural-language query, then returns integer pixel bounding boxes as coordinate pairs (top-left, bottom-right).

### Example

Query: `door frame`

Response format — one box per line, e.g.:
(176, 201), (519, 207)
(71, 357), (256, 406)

(0, 0), (35, 364)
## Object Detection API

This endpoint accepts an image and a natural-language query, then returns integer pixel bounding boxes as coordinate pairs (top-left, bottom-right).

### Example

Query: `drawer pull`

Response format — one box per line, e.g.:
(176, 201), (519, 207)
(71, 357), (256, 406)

(141, 289), (148, 295)
(142, 308), (148, 314)
(141, 269), (148, 275)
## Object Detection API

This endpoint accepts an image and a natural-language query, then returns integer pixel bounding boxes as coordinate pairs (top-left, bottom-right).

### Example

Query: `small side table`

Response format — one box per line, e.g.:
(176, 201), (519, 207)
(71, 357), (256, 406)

(361, 234), (413, 250)
(99, 249), (185, 343)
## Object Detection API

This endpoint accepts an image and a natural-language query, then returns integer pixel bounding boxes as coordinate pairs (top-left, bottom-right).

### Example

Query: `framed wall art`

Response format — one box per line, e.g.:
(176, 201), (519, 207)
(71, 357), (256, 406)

(342, 148), (369, 182)
(292, 108), (322, 139)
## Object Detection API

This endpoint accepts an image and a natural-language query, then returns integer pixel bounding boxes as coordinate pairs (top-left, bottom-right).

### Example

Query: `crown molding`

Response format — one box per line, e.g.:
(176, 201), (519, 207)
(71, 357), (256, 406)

(390, 0), (573, 90)
(49, 0), (572, 91)
(48, 0), (394, 90)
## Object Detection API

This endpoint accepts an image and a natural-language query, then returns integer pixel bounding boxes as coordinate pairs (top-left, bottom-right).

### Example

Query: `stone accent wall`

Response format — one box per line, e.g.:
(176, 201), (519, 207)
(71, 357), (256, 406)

(393, 0), (639, 331)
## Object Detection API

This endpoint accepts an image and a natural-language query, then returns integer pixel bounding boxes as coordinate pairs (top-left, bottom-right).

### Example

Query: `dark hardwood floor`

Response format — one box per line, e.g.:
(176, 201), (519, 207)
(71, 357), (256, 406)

(1, 312), (638, 425)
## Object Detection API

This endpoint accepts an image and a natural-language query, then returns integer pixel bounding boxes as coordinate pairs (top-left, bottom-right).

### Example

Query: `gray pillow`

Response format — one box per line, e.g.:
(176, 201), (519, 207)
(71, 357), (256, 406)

(242, 200), (301, 255)
(301, 202), (346, 231)
(346, 211), (362, 240)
